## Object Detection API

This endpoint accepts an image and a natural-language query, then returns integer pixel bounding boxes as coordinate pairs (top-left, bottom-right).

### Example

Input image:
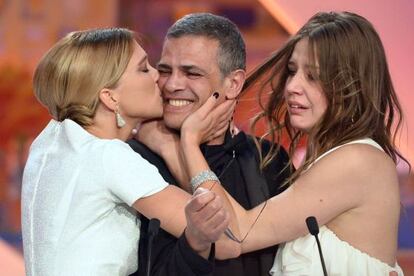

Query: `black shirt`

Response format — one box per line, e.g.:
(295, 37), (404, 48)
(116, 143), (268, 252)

(128, 131), (292, 276)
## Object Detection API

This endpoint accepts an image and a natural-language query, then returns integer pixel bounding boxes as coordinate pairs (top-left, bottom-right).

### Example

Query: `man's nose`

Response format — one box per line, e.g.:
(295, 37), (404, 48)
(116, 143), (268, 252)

(162, 72), (186, 93)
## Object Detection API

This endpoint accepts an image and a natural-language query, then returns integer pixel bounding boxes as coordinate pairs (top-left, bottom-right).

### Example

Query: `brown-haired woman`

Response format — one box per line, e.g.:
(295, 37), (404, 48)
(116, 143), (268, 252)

(181, 11), (407, 275)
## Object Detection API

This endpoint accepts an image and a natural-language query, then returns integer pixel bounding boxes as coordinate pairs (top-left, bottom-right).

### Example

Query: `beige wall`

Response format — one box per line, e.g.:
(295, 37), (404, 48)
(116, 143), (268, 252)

(0, 0), (118, 68)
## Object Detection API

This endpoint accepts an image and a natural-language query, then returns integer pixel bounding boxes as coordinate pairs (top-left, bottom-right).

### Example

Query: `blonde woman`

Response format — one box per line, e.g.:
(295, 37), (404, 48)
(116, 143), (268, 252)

(22, 28), (239, 276)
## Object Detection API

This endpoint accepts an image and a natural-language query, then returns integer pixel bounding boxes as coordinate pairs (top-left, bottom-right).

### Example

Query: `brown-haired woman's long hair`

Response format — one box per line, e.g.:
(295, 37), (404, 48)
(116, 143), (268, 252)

(246, 11), (410, 185)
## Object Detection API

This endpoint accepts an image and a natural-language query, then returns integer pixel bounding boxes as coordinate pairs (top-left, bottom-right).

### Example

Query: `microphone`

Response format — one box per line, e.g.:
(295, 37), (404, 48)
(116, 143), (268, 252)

(146, 218), (160, 276)
(306, 216), (328, 276)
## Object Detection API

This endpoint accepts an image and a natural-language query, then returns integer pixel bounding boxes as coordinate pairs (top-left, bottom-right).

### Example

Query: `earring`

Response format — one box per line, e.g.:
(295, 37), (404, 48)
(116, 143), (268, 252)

(230, 117), (235, 138)
(115, 109), (126, 128)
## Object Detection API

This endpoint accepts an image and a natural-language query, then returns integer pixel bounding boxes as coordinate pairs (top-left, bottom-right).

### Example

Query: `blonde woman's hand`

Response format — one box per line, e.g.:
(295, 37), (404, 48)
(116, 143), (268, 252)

(181, 92), (236, 146)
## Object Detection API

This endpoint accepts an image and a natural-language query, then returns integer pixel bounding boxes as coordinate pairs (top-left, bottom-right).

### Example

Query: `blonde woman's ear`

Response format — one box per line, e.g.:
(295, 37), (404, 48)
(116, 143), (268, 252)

(98, 88), (126, 128)
(98, 88), (118, 111)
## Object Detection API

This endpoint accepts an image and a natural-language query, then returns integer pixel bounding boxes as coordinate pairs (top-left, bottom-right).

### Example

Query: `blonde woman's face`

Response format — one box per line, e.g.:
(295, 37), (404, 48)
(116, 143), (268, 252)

(115, 42), (163, 121)
(284, 38), (327, 132)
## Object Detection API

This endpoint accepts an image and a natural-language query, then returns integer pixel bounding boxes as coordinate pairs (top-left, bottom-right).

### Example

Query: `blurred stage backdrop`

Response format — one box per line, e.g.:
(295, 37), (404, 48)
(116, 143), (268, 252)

(0, 0), (413, 275)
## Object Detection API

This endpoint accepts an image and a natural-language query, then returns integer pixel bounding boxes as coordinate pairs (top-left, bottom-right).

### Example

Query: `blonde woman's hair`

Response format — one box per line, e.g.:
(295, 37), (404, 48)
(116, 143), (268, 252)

(33, 28), (135, 126)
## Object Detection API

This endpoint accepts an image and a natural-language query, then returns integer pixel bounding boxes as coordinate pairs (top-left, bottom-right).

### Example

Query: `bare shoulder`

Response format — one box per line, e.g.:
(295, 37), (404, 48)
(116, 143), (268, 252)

(330, 142), (395, 171)
(310, 142), (398, 190)
(289, 141), (400, 223)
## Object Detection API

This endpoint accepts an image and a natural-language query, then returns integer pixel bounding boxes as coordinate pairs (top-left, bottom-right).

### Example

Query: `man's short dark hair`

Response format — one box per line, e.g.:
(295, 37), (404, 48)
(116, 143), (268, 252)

(166, 12), (246, 76)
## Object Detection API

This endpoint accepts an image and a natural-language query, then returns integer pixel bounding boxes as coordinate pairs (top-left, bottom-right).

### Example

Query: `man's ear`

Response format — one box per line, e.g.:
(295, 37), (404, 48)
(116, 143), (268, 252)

(98, 88), (118, 111)
(224, 69), (246, 100)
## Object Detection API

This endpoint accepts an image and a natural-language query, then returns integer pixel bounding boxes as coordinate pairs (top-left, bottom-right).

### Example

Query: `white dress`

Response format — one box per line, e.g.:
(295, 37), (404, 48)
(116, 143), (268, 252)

(22, 119), (168, 276)
(270, 138), (404, 276)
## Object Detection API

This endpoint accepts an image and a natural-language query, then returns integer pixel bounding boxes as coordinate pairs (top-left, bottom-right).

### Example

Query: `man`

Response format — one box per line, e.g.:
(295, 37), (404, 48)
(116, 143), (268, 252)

(128, 13), (291, 275)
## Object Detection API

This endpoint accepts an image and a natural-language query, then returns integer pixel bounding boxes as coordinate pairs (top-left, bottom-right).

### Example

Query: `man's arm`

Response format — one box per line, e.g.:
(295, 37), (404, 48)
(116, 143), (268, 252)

(148, 225), (216, 276)
(127, 139), (217, 276)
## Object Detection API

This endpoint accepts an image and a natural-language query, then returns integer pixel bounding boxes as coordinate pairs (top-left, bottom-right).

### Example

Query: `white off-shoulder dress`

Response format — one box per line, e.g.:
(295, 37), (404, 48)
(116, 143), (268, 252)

(270, 138), (404, 276)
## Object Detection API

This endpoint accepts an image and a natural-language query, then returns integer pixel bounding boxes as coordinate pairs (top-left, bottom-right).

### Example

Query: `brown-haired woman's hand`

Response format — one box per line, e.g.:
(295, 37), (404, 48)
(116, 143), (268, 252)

(181, 92), (236, 146)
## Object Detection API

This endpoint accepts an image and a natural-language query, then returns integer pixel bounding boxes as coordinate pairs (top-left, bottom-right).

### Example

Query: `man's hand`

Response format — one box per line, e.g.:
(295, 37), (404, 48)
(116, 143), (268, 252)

(135, 119), (179, 158)
(136, 119), (192, 190)
(184, 188), (230, 257)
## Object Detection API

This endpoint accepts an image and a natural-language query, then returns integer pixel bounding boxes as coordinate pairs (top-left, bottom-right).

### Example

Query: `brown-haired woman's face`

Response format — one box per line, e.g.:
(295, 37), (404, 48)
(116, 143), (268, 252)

(284, 38), (327, 132)
(114, 41), (163, 121)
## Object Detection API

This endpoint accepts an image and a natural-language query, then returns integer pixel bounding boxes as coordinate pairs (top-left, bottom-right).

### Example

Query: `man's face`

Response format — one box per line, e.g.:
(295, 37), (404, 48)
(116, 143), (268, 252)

(157, 36), (226, 130)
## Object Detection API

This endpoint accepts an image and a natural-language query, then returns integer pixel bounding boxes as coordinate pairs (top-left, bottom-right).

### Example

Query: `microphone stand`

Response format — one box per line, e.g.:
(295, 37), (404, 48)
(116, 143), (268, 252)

(306, 216), (328, 276)
(146, 218), (160, 276)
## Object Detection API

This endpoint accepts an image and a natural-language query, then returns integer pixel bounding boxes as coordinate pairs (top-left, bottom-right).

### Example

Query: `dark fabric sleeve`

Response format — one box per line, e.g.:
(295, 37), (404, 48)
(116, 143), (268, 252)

(260, 140), (293, 197)
(167, 234), (215, 275)
(126, 139), (214, 276)
(142, 232), (214, 276)
(178, 233), (215, 272)
(132, 228), (214, 276)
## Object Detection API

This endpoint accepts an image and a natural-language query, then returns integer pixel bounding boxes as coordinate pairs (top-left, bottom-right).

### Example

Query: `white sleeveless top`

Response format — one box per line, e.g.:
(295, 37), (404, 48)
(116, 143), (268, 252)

(270, 138), (404, 276)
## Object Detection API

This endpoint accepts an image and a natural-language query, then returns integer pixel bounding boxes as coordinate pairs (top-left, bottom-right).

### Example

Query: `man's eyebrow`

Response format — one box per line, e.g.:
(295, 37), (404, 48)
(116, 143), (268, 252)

(181, 65), (207, 75)
(156, 63), (208, 75)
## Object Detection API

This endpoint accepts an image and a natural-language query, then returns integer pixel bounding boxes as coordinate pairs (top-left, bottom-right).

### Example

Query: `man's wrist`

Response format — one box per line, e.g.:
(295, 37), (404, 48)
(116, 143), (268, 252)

(184, 228), (211, 258)
(177, 233), (215, 273)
